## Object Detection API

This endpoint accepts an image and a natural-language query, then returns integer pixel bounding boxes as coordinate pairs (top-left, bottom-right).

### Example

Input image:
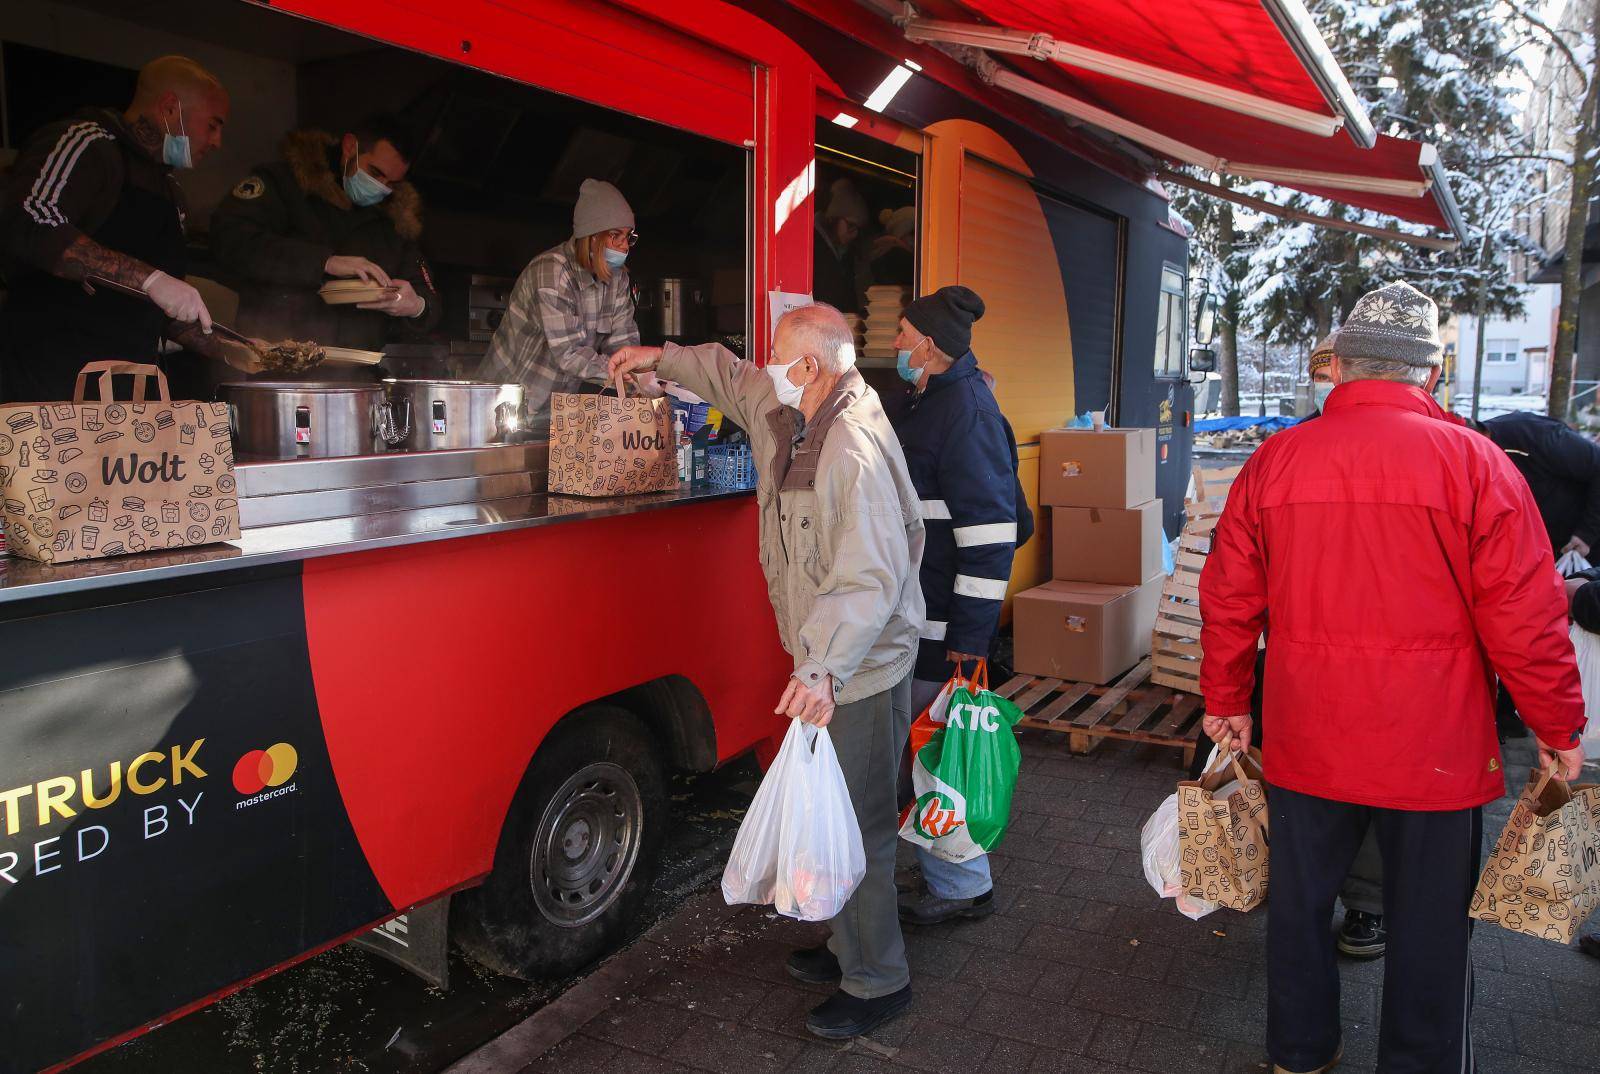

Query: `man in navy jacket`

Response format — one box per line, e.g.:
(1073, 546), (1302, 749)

(888, 285), (1032, 924)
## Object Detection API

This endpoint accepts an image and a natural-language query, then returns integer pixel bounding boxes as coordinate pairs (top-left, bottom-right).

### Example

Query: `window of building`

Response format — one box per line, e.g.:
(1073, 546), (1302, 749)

(1485, 338), (1519, 363)
(1153, 264), (1186, 378)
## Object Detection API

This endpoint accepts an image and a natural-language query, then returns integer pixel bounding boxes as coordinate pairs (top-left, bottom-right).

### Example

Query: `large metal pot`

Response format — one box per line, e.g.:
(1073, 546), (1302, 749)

(219, 381), (409, 460)
(382, 379), (524, 452)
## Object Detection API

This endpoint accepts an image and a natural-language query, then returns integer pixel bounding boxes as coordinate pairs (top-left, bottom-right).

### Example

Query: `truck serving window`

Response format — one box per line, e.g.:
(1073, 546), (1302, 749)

(1153, 264), (1187, 379)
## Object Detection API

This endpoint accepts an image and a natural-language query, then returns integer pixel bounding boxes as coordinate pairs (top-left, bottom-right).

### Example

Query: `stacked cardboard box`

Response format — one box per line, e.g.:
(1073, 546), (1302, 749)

(1014, 427), (1164, 684)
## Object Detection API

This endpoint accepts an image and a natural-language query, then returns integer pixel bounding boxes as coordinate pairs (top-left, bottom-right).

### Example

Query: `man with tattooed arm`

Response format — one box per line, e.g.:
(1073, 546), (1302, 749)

(0, 54), (262, 402)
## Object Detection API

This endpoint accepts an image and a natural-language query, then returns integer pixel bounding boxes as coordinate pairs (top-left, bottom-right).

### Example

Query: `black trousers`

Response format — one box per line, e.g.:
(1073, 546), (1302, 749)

(1267, 784), (1482, 1074)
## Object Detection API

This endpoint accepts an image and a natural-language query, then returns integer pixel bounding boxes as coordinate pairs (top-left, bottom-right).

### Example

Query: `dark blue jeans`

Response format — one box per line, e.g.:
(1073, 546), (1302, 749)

(1266, 783), (1482, 1074)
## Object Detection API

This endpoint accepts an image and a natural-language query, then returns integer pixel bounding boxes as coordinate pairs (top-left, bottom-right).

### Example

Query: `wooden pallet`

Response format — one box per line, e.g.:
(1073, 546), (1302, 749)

(995, 659), (1205, 767)
(1151, 528), (1209, 692)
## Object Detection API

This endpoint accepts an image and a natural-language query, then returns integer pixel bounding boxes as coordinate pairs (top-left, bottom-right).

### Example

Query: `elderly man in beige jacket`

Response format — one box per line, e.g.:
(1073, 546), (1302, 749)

(610, 302), (924, 1040)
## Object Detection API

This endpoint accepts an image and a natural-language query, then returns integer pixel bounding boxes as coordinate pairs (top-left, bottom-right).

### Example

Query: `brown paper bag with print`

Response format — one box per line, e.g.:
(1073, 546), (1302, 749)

(0, 362), (241, 564)
(1470, 764), (1600, 944)
(547, 379), (678, 498)
(1178, 747), (1270, 912)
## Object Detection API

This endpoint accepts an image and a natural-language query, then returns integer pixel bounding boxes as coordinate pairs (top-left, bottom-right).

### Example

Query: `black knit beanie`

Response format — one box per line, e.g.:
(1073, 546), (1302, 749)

(904, 286), (985, 359)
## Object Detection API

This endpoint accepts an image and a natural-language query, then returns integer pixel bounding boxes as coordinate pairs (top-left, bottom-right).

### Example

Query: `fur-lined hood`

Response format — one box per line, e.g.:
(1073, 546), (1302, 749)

(281, 129), (423, 241)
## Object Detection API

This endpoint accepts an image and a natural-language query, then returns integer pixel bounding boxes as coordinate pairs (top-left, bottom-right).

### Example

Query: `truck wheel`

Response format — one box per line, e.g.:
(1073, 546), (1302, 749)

(456, 707), (667, 978)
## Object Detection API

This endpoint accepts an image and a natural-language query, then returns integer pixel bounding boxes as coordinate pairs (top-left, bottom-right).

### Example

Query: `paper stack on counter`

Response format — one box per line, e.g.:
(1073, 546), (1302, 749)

(863, 285), (908, 362)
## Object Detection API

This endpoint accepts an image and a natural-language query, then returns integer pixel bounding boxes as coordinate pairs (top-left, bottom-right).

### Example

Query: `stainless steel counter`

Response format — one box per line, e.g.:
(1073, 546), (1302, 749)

(0, 477), (752, 607)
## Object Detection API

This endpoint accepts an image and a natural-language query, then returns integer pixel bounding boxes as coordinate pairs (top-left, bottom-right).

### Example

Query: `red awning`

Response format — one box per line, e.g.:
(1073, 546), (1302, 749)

(896, 0), (1459, 237)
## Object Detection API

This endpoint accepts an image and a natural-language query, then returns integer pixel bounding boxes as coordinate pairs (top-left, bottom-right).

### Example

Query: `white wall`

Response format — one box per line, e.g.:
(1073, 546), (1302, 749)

(1455, 283), (1559, 397)
(0, 0), (297, 230)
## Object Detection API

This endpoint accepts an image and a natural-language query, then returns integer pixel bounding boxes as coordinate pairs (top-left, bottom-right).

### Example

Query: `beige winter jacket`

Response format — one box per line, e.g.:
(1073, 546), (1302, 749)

(660, 342), (925, 703)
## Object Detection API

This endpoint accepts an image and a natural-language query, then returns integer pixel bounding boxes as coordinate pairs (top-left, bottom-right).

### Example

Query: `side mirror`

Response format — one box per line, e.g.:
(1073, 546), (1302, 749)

(1194, 293), (1219, 347)
(1189, 347), (1217, 374)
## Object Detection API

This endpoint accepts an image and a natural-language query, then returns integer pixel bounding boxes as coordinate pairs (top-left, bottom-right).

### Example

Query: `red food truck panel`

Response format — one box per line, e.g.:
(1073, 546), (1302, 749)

(302, 500), (787, 910)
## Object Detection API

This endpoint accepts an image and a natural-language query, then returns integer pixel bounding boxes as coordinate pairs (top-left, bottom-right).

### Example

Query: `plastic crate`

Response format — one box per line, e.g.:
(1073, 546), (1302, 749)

(706, 443), (756, 489)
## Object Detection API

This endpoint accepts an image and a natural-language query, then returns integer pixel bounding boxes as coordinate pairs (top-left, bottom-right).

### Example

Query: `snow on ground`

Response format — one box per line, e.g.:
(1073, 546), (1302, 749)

(1449, 393), (1547, 420)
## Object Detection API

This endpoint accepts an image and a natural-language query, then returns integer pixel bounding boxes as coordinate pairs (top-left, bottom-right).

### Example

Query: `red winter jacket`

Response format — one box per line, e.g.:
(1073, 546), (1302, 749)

(1199, 380), (1585, 810)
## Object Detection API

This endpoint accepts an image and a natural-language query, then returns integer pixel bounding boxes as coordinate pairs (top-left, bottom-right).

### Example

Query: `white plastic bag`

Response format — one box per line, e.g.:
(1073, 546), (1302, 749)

(1557, 549), (1593, 578)
(1140, 792), (1222, 921)
(722, 721), (866, 921)
(1570, 622), (1600, 759)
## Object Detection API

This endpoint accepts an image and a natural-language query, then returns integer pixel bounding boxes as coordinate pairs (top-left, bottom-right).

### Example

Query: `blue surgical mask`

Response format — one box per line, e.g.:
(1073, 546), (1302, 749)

(604, 247), (628, 271)
(896, 339), (927, 385)
(344, 155), (392, 208)
(162, 102), (192, 170)
(1313, 381), (1335, 412)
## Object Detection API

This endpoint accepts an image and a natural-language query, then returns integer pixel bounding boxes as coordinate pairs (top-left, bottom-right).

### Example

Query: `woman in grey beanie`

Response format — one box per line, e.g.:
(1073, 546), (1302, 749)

(478, 178), (642, 432)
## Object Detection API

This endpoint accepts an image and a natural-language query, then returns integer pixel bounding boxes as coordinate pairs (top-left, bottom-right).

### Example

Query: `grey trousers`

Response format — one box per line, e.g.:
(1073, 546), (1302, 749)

(826, 673), (914, 998)
(1340, 825), (1384, 916)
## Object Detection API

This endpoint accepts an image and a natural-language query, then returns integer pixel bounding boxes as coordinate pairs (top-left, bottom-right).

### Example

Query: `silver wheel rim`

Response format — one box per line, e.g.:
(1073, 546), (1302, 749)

(529, 761), (643, 928)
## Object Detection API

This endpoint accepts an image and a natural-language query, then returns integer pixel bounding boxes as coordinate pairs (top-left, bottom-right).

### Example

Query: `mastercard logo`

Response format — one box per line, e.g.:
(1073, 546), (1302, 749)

(232, 743), (298, 795)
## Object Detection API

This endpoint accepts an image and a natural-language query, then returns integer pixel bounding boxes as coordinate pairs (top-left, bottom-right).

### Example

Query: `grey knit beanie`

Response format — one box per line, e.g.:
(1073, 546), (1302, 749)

(573, 179), (634, 238)
(1333, 281), (1441, 368)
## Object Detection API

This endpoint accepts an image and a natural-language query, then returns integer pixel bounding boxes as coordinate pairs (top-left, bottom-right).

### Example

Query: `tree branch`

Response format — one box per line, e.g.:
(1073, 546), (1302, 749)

(1505, 0), (1589, 94)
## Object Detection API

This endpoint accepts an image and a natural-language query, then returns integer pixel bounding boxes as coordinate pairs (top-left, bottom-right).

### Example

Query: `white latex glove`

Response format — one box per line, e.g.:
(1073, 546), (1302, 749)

(143, 270), (212, 333)
(324, 255), (392, 287)
(358, 278), (425, 318)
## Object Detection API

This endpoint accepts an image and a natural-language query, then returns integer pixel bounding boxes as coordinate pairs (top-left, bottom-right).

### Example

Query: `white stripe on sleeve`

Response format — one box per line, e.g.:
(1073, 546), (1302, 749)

(920, 620), (948, 641)
(954, 574), (1009, 600)
(920, 499), (951, 520)
(953, 522), (1018, 547)
(25, 122), (112, 227)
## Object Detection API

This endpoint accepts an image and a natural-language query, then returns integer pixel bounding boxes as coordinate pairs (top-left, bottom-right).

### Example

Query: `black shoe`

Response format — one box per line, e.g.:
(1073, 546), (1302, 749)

(1337, 910), (1386, 959)
(898, 888), (995, 926)
(805, 985), (913, 1040)
(786, 943), (841, 984)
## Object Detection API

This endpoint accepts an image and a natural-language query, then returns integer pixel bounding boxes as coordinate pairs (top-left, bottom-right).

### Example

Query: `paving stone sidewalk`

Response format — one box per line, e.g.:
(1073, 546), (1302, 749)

(509, 733), (1600, 1074)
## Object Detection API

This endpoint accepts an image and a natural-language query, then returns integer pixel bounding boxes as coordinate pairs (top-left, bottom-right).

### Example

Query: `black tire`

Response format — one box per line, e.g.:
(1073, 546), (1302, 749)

(454, 706), (667, 978)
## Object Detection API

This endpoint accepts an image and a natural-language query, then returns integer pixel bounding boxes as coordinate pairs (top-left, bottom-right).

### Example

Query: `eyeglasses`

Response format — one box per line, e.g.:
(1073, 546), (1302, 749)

(605, 228), (640, 249)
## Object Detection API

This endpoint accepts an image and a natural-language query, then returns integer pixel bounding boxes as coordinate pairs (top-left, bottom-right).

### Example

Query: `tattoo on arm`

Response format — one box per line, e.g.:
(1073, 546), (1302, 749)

(165, 321), (230, 361)
(53, 234), (155, 289)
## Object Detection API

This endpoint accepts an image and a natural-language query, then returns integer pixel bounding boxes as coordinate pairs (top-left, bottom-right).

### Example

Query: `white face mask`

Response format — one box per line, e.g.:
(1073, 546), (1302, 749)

(1313, 381), (1335, 412)
(766, 355), (807, 409)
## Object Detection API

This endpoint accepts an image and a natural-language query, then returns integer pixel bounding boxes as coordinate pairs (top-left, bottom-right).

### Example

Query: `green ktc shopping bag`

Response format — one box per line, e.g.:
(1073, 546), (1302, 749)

(897, 661), (1024, 863)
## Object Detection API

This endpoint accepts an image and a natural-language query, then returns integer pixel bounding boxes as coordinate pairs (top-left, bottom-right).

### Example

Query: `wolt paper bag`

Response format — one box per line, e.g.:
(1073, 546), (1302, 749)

(0, 362), (240, 564)
(1470, 764), (1600, 944)
(548, 379), (677, 497)
(1178, 748), (1269, 912)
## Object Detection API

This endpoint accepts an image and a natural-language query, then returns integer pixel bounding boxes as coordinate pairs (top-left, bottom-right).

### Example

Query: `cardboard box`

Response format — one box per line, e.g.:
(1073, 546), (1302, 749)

(1052, 501), (1163, 585)
(1012, 575), (1164, 684)
(1039, 428), (1156, 509)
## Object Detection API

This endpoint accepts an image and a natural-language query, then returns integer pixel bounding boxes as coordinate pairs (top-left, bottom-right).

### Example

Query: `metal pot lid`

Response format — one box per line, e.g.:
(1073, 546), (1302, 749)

(219, 381), (386, 393)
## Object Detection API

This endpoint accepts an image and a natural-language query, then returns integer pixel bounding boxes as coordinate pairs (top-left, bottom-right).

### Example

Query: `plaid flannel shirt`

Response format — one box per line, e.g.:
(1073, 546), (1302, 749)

(478, 239), (639, 427)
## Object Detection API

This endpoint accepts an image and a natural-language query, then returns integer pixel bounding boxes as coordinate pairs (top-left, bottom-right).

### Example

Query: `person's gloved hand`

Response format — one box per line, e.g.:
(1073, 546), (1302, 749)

(358, 278), (425, 318)
(324, 255), (392, 287)
(143, 270), (212, 333)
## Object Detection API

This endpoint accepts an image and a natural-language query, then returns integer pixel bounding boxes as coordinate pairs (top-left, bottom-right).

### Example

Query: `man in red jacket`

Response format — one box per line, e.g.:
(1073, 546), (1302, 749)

(1199, 280), (1585, 1074)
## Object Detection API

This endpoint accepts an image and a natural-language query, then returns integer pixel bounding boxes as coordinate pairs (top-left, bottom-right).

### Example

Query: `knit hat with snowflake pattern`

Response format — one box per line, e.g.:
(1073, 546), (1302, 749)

(1332, 280), (1441, 368)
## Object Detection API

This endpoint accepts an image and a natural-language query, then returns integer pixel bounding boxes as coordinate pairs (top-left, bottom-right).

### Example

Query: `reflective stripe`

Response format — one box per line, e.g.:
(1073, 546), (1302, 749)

(920, 499), (951, 520)
(954, 522), (1018, 547)
(920, 620), (948, 641)
(954, 574), (1008, 600)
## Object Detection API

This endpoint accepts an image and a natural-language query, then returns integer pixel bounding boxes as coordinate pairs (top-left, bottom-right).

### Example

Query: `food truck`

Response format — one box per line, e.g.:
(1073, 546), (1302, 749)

(0, 0), (1459, 1069)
